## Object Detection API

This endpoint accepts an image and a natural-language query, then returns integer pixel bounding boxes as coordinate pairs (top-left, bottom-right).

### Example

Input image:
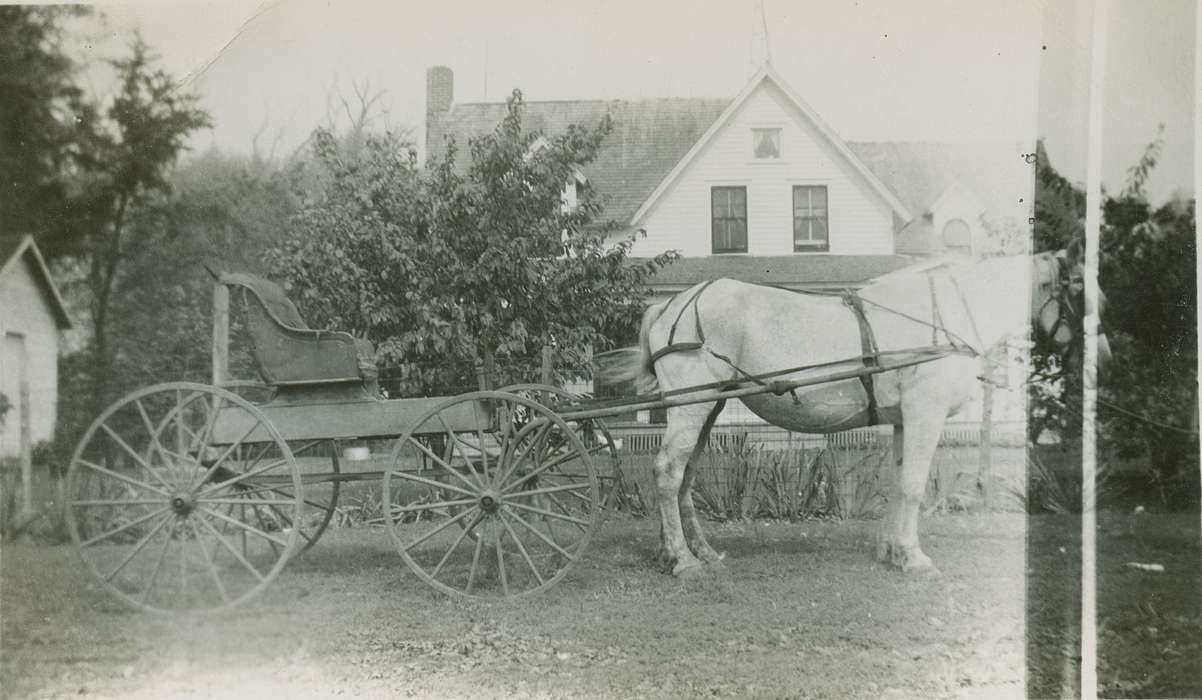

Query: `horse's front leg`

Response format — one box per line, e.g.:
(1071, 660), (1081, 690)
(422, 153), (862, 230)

(891, 405), (945, 574)
(878, 424), (904, 564)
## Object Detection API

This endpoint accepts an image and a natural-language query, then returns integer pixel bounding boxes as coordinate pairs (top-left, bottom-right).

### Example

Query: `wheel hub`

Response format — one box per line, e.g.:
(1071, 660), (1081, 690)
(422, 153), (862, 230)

(478, 490), (501, 513)
(169, 491), (196, 516)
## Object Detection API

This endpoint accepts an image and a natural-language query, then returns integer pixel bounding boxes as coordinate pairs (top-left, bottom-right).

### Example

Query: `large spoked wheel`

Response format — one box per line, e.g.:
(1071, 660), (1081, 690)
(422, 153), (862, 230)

(499, 384), (623, 510)
(66, 382), (302, 614)
(383, 391), (600, 599)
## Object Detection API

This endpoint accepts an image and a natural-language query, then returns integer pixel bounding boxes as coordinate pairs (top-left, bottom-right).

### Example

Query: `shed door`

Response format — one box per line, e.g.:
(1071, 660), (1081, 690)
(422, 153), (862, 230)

(1, 333), (28, 458)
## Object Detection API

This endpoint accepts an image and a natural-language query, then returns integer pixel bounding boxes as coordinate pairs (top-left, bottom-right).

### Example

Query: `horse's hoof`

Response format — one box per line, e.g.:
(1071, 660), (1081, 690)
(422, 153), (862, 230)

(876, 542), (893, 563)
(704, 553), (727, 570)
(905, 563), (942, 577)
(673, 560), (705, 579)
(902, 553), (940, 576)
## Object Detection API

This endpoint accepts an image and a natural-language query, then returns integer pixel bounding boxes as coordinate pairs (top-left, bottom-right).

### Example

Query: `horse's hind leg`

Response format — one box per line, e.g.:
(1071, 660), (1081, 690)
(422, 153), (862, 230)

(679, 401), (726, 565)
(653, 404), (712, 577)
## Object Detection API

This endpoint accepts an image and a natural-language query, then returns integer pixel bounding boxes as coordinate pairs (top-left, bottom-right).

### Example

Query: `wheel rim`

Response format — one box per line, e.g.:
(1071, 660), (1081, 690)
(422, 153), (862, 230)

(272, 439), (341, 557)
(383, 391), (600, 599)
(66, 382), (302, 614)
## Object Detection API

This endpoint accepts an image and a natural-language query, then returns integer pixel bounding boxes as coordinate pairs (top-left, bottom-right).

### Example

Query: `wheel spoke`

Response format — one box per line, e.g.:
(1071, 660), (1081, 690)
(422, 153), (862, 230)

(140, 521), (175, 606)
(391, 496), (477, 514)
(194, 511), (267, 583)
(505, 500), (588, 527)
(199, 505), (290, 548)
(199, 455), (291, 496)
(502, 446), (586, 494)
(499, 511), (544, 586)
(79, 506), (171, 548)
(100, 424), (178, 490)
(505, 481), (590, 500)
(400, 506), (479, 552)
(398, 436), (481, 494)
(389, 467), (479, 498)
(184, 394), (223, 474)
(430, 510), (483, 580)
(504, 508), (573, 560)
(193, 419), (266, 490)
(199, 498), (299, 507)
(436, 413), (490, 491)
(103, 513), (174, 582)
(71, 498), (166, 507)
(465, 525), (486, 594)
(133, 400), (177, 488)
(494, 419), (553, 490)
(188, 518), (230, 604)
(494, 523), (509, 596)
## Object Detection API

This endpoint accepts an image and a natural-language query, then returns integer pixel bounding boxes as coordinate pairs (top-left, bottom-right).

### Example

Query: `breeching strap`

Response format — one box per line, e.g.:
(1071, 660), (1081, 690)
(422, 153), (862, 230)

(647, 280), (775, 392)
(648, 280), (717, 365)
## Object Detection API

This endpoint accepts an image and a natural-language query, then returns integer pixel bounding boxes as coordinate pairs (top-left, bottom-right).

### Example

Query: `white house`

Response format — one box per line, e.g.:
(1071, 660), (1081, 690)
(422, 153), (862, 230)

(1, 235), (72, 474)
(425, 64), (1032, 430)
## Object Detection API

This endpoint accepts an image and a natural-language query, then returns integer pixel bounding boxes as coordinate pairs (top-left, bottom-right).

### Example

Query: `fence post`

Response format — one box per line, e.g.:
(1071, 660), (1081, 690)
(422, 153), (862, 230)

(978, 378), (994, 510)
(540, 346), (554, 386)
(211, 282), (229, 386)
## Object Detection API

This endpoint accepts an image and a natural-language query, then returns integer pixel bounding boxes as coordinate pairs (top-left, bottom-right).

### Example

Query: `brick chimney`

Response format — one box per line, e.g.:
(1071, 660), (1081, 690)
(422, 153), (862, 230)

(425, 66), (453, 160)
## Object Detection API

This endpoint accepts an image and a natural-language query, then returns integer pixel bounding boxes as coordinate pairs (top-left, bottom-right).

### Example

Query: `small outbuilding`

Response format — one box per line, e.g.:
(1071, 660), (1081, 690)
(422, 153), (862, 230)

(1, 235), (72, 508)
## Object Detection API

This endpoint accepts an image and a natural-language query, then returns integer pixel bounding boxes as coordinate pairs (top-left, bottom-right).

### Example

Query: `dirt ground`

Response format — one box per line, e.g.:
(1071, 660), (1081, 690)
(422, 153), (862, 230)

(1, 511), (1197, 699)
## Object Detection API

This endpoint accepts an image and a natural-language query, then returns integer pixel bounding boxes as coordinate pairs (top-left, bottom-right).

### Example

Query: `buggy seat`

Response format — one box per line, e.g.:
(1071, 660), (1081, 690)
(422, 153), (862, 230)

(220, 272), (378, 394)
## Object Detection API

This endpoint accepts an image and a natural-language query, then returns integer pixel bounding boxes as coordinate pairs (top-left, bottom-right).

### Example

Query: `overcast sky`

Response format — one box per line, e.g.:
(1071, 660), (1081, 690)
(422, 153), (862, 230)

(91, 0), (1194, 205)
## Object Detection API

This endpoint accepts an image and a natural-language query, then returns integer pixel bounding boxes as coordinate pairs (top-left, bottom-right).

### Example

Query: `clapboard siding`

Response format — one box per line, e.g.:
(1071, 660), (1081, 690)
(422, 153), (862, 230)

(631, 81), (894, 258)
(0, 258), (61, 454)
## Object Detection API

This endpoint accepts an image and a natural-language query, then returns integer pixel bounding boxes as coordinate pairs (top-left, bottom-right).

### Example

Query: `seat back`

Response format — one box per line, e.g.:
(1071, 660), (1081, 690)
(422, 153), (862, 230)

(220, 273), (376, 391)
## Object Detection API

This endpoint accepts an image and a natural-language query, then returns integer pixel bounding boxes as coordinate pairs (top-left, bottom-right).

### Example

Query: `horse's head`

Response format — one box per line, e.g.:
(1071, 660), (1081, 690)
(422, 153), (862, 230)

(1032, 243), (1112, 366)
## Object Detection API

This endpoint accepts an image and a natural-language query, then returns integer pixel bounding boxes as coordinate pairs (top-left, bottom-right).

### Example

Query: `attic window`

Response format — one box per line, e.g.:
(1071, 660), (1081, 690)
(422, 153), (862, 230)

(752, 128), (781, 159)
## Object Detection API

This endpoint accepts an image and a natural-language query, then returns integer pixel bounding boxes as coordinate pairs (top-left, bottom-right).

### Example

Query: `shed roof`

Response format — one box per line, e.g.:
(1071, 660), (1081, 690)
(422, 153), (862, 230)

(0, 234), (73, 329)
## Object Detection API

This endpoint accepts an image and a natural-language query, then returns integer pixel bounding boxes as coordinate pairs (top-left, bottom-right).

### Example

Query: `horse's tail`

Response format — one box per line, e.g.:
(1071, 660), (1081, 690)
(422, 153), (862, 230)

(597, 302), (663, 395)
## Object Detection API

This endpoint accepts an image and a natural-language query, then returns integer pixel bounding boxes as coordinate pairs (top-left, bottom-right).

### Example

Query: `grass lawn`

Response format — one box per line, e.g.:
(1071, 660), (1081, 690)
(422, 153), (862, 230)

(2, 510), (1198, 698)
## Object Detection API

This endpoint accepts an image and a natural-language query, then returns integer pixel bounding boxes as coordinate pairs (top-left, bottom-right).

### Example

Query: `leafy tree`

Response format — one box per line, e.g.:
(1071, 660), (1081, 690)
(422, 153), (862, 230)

(0, 6), (95, 240)
(67, 35), (211, 405)
(270, 90), (676, 396)
(1098, 132), (1197, 500)
(1029, 132), (1198, 506)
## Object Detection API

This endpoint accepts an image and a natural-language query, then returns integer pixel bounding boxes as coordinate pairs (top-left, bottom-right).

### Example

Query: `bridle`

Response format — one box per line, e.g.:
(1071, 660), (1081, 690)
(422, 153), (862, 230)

(1034, 253), (1083, 352)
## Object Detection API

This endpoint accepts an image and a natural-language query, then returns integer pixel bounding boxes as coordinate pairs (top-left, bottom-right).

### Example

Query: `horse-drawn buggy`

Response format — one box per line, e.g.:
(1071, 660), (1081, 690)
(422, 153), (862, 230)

(65, 250), (1093, 614)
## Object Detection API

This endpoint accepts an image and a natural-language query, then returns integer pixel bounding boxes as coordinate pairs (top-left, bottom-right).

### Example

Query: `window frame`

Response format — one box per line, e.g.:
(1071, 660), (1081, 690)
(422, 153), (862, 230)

(751, 127), (782, 160)
(711, 185), (749, 254)
(791, 184), (830, 253)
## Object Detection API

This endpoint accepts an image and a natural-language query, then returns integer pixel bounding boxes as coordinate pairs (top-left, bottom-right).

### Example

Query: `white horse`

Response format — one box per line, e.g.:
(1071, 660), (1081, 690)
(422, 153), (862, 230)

(605, 249), (1108, 577)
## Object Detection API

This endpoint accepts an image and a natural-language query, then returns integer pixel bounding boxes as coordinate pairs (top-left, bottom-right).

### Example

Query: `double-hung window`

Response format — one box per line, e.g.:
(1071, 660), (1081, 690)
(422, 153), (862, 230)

(711, 186), (747, 254)
(792, 185), (829, 252)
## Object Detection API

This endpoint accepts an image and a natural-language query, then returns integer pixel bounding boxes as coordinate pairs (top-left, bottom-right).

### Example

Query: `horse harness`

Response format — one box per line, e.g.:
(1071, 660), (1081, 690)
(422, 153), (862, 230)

(646, 274), (986, 425)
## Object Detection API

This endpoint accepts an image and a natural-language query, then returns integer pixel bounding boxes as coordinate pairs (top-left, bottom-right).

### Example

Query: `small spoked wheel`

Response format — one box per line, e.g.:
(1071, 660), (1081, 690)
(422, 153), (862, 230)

(276, 439), (342, 557)
(383, 391), (600, 599)
(499, 384), (623, 510)
(66, 382), (302, 614)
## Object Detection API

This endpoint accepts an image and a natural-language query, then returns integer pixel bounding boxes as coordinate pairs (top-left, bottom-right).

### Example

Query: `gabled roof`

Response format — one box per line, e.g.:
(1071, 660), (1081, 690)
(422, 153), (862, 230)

(426, 68), (1029, 234)
(630, 64), (911, 226)
(636, 254), (918, 290)
(0, 234), (72, 329)
(427, 97), (728, 225)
